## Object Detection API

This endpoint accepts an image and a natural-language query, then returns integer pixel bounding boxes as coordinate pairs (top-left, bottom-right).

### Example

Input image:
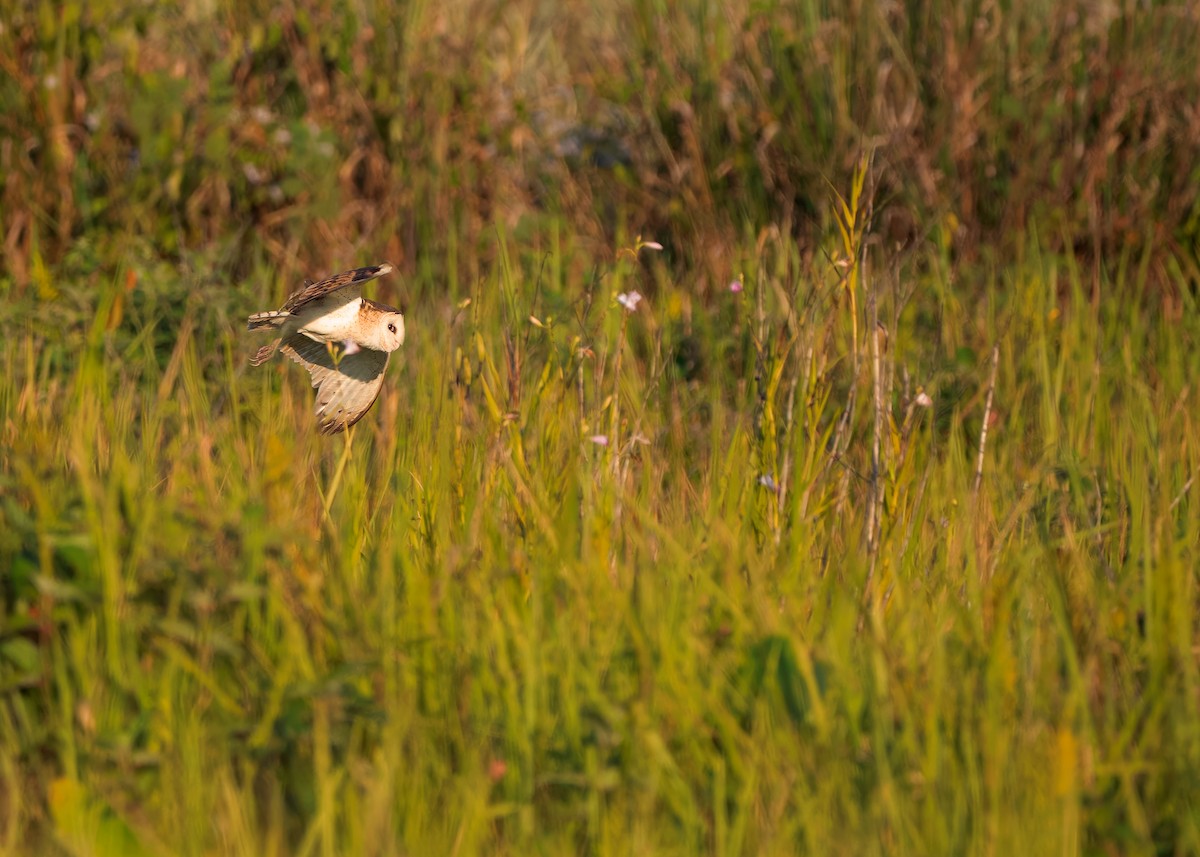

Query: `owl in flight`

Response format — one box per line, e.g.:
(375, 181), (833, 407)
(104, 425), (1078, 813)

(248, 263), (404, 434)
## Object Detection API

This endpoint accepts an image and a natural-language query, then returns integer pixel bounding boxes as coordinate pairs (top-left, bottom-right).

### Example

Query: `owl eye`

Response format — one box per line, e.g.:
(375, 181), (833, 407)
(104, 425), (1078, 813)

(387, 323), (396, 333)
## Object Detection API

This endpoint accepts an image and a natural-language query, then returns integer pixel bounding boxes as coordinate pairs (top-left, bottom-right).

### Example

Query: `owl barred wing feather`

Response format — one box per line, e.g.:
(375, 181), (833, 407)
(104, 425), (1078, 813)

(280, 263), (394, 314)
(279, 333), (390, 435)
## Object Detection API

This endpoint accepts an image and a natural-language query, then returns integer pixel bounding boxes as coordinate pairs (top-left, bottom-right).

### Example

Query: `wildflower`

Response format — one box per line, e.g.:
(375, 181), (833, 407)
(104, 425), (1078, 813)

(758, 474), (779, 493)
(243, 163), (266, 185)
(617, 291), (642, 312)
(589, 435), (609, 446)
(618, 237), (663, 261)
(914, 391), (933, 408)
(729, 279), (743, 293)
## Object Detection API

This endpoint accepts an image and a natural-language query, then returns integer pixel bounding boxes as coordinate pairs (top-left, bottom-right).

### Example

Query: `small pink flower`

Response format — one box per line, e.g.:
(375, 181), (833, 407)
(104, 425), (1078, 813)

(617, 291), (642, 312)
(589, 435), (609, 446)
(640, 240), (663, 251)
(729, 280), (743, 293)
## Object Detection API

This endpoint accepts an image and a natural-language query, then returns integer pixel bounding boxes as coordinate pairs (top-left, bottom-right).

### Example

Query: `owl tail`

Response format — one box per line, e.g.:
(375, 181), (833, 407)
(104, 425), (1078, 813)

(247, 310), (290, 331)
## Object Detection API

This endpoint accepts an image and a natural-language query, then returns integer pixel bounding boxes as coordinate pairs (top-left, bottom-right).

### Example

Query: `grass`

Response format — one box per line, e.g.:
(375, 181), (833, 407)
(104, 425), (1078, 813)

(4, 189), (1199, 855)
(3, 1), (1200, 855)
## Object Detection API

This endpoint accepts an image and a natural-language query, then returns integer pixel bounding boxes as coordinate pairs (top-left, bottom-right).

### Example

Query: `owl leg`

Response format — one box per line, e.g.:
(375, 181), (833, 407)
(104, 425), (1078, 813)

(250, 339), (281, 366)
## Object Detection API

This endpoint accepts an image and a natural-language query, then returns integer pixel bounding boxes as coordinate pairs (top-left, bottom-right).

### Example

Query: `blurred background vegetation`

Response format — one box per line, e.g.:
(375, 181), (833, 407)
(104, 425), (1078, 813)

(2, 0), (1200, 854)
(4, 0), (1200, 294)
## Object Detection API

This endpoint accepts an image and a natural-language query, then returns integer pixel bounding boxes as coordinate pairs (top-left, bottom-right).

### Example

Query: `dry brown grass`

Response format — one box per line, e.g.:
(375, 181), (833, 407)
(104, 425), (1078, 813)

(3, 1), (1199, 299)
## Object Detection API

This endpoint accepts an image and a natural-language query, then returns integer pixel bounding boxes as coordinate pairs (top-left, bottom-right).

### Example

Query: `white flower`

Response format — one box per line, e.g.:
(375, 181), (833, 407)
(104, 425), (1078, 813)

(589, 435), (609, 446)
(243, 163), (266, 185)
(617, 291), (642, 312)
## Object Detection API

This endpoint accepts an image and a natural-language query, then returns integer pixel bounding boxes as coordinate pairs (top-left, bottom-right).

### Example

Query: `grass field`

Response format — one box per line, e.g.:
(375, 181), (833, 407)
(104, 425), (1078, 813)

(3, 1), (1200, 855)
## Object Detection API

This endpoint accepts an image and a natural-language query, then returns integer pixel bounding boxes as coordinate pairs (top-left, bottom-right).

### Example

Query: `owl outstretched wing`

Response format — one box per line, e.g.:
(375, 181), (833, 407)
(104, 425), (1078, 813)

(279, 333), (390, 435)
(280, 263), (394, 314)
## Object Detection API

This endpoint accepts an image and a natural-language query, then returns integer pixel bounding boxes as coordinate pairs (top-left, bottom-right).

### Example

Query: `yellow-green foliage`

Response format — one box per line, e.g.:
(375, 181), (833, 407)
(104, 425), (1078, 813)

(2, 2), (1200, 856)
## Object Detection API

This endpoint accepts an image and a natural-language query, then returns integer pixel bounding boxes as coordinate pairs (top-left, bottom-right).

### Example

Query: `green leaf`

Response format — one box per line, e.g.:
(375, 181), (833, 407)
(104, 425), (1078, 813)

(1, 637), (40, 674)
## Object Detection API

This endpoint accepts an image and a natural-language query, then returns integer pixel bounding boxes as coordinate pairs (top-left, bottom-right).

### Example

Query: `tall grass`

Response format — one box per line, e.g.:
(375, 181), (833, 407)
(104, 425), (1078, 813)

(4, 185), (1199, 854)
(3, 1), (1200, 855)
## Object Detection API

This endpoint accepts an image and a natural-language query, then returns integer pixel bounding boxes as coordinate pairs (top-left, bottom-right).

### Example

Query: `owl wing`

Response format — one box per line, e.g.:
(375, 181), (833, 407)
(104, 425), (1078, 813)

(280, 263), (393, 314)
(280, 333), (390, 435)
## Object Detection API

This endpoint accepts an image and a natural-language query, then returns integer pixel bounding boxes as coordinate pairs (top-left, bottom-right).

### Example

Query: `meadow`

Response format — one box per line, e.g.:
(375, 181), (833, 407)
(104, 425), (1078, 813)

(2, 0), (1200, 854)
